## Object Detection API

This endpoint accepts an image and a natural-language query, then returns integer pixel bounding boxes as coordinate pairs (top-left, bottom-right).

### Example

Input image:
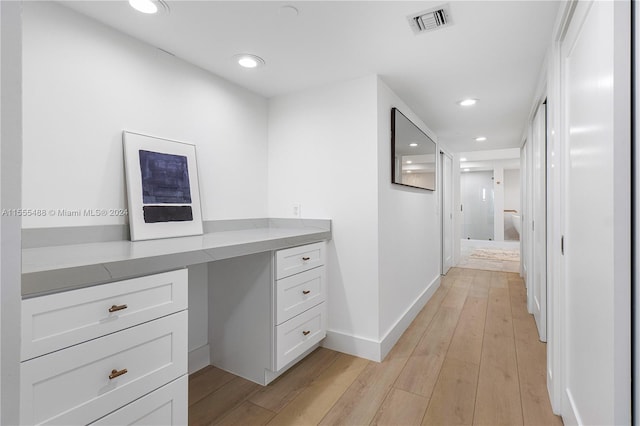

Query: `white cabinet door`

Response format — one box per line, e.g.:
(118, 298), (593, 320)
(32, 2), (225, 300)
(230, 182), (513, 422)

(21, 311), (187, 425)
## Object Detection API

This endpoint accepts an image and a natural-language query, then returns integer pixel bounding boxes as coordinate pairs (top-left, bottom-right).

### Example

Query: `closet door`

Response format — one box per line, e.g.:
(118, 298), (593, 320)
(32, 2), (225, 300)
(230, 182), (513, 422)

(560, 1), (631, 424)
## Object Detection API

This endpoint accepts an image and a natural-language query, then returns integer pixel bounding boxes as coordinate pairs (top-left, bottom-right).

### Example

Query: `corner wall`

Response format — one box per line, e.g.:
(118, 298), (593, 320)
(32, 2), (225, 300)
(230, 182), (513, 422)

(268, 76), (442, 360)
(268, 75), (381, 359)
(376, 78), (441, 356)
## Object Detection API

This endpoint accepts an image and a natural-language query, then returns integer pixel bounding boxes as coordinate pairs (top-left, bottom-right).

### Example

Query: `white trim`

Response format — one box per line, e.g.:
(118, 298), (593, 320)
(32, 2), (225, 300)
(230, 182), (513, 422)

(440, 150), (454, 275)
(188, 344), (210, 374)
(380, 275), (440, 360)
(564, 388), (582, 426)
(323, 275), (441, 363)
(322, 329), (381, 362)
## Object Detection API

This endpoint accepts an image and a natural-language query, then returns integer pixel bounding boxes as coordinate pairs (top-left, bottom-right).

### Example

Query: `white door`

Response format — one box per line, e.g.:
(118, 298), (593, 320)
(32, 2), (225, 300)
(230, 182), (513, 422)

(531, 103), (547, 342)
(441, 152), (453, 274)
(561, 1), (631, 424)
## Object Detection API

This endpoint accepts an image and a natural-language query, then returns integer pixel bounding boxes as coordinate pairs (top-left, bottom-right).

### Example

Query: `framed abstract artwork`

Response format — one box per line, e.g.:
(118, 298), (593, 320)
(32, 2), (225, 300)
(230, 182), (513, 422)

(123, 131), (203, 241)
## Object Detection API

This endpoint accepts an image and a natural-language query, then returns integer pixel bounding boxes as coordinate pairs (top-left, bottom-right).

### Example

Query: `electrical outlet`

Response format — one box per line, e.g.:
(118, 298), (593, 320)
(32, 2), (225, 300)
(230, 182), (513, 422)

(292, 203), (301, 217)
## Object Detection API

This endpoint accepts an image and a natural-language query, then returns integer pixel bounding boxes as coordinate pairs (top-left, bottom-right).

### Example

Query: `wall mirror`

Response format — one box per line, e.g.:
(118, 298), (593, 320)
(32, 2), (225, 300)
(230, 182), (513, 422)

(391, 107), (437, 191)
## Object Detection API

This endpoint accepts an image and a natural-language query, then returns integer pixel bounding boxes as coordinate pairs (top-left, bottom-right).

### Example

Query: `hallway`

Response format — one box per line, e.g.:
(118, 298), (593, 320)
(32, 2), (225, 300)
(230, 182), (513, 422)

(189, 268), (561, 425)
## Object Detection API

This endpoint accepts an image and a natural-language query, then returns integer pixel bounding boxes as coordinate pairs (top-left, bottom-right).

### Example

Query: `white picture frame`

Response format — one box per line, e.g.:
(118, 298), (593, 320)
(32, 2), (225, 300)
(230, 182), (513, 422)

(123, 131), (203, 241)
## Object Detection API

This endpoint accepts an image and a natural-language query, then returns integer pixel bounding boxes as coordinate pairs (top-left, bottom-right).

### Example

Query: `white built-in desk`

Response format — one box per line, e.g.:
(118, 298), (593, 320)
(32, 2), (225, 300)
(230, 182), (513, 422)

(20, 218), (331, 425)
(22, 218), (331, 297)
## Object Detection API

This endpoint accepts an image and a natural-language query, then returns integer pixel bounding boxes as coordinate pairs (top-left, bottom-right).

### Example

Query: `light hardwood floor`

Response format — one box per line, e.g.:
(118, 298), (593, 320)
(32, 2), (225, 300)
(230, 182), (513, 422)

(189, 268), (562, 425)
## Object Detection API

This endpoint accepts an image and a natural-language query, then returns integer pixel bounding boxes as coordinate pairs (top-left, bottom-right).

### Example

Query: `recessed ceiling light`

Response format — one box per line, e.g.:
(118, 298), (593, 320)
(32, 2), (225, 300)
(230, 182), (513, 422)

(464, 168), (470, 172)
(406, 160), (412, 164)
(406, 170), (412, 173)
(409, 143), (418, 147)
(235, 54), (265, 69)
(475, 136), (487, 142)
(129, 0), (168, 14)
(460, 157), (467, 162)
(458, 98), (478, 107)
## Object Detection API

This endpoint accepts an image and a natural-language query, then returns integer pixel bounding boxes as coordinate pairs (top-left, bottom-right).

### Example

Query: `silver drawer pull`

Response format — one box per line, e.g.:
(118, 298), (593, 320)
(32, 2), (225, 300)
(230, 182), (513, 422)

(302, 330), (311, 336)
(108, 304), (128, 313)
(302, 290), (311, 295)
(109, 368), (128, 380)
(302, 256), (310, 261)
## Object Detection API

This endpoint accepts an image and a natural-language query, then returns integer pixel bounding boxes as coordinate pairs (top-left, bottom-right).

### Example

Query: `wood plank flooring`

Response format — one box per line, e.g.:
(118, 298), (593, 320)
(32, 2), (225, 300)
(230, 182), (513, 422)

(189, 268), (562, 426)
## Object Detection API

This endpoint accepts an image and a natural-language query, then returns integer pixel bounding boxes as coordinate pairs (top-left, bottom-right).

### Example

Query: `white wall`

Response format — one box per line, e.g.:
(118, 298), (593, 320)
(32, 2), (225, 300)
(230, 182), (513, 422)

(377, 78), (440, 351)
(22, 2), (269, 228)
(21, 2), (272, 375)
(268, 75), (381, 357)
(503, 169), (520, 211)
(268, 75), (441, 361)
(1, 2), (23, 423)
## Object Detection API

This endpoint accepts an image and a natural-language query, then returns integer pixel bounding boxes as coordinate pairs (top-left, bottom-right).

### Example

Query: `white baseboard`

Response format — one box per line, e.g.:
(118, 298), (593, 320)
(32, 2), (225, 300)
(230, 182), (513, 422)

(563, 388), (581, 426)
(188, 344), (210, 374)
(379, 275), (441, 360)
(322, 330), (382, 362)
(323, 274), (441, 363)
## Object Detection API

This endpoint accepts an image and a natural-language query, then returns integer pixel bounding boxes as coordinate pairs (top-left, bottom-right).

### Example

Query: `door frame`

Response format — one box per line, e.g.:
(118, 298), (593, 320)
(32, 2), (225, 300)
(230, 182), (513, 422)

(531, 101), (548, 342)
(440, 149), (454, 275)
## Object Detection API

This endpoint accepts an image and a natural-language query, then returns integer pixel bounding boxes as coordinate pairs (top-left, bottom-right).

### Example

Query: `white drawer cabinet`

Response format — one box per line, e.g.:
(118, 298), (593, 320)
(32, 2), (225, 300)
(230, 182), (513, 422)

(275, 266), (326, 325)
(276, 242), (325, 279)
(90, 376), (187, 426)
(275, 302), (327, 370)
(20, 270), (188, 426)
(209, 242), (327, 385)
(273, 243), (327, 372)
(22, 269), (188, 360)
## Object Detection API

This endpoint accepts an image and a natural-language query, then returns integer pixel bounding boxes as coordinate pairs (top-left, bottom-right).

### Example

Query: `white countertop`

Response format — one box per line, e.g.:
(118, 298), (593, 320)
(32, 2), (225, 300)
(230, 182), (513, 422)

(22, 222), (331, 297)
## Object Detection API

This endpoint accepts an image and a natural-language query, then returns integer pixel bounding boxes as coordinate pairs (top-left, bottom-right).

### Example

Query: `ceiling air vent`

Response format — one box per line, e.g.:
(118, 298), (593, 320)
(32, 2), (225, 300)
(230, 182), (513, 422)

(408, 4), (452, 34)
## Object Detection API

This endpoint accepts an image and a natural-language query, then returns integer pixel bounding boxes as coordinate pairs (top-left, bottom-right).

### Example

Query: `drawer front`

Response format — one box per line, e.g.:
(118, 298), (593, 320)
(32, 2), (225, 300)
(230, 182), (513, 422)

(90, 376), (187, 426)
(276, 242), (325, 279)
(20, 311), (187, 426)
(275, 302), (326, 371)
(22, 269), (188, 361)
(276, 266), (326, 325)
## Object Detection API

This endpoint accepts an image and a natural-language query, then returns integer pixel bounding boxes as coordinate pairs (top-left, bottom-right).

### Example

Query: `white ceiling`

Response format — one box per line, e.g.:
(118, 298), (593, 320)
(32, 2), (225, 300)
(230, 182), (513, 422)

(60, 0), (560, 153)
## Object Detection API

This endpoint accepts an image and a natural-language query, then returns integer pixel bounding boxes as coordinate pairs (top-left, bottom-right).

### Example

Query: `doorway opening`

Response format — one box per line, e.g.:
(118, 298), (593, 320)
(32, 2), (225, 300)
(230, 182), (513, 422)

(457, 149), (521, 273)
